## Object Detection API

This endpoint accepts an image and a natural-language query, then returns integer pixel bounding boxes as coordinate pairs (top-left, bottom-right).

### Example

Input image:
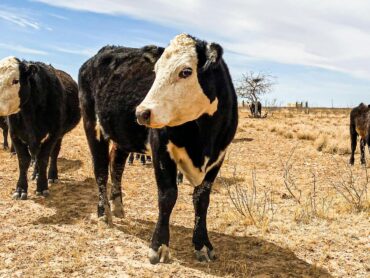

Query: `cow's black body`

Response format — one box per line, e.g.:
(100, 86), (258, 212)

(250, 101), (262, 117)
(9, 60), (80, 199)
(79, 40), (238, 263)
(0, 116), (9, 150)
(349, 103), (370, 165)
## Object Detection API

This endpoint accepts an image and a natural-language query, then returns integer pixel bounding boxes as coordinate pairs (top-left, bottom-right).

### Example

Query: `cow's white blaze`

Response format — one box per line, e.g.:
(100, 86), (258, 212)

(0, 56), (21, 116)
(137, 34), (218, 128)
(167, 140), (225, 186)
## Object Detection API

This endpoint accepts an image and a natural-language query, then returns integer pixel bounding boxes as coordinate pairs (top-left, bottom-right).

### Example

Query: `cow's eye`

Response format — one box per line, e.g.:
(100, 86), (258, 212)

(179, 67), (192, 78)
(12, 79), (19, 85)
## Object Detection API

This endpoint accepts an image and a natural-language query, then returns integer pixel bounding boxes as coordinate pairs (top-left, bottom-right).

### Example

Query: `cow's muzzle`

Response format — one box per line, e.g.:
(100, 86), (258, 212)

(136, 108), (151, 126)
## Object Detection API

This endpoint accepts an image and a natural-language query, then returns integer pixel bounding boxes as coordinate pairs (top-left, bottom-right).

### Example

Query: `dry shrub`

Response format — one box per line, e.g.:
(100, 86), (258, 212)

(314, 132), (351, 155)
(282, 146), (335, 223)
(269, 125), (277, 132)
(314, 134), (328, 151)
(276, 126), (294, 139)
(222, 168), (277, 231)
(330, 157), (369, 212)
(296, 129), (318, 141)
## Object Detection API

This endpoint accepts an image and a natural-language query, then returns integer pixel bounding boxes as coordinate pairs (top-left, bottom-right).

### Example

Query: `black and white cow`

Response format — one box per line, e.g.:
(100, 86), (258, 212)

(0, 116), (10, 150)
(0, 57), (81, 199)
(79, 34), (238, 264)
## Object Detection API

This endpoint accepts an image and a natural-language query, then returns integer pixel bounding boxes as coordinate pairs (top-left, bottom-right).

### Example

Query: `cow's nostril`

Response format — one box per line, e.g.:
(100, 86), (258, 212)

(142, 109), (151, 121)
(136, 109), (151, 125)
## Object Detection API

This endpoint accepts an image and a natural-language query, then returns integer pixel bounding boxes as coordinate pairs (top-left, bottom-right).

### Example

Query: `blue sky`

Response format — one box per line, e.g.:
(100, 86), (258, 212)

(1, 0), (369, 107)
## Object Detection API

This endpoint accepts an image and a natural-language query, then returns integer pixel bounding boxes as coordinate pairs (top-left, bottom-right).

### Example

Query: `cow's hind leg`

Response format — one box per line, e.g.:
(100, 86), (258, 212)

(109, 144), (128, 218)
(140, 154), (146, 165)
(128, 153), (134, 165)
(35, 137), (58, 196)
(48, 139), (62, 183)
(193, 164), (222, 262)
(3, 125), (9, 150)
(149, 141), (178, 264)
(12, 138), (31, 200)
(84, 120), (112, 225)
(360, 138), (366, 165)
(349, 123), (357, 165)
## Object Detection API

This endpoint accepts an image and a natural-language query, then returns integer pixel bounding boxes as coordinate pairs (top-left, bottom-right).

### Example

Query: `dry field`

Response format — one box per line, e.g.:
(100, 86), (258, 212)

(0, 108), (369, 277)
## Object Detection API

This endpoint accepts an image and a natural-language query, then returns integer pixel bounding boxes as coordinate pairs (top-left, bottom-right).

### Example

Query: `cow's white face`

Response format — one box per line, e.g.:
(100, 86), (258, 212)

(136, 34), (218, 128)
(0, 56), (21, 116)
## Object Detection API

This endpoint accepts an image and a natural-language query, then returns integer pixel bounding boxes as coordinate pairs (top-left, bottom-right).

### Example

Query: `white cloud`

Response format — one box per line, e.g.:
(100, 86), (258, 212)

(0, 10), (41, 29)
(53, 46), (96, 57)
(0, 43), (48, 55)
(33, 0), (370, 80)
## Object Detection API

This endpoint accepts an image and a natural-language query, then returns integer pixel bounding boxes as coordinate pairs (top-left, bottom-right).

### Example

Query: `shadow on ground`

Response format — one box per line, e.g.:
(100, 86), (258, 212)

(57, 158), (83, 173)
(32, 177), (96, 225)
(115, 219), (332, 277)
(31, 169), (331, 277)
(232, 138), (254, 143)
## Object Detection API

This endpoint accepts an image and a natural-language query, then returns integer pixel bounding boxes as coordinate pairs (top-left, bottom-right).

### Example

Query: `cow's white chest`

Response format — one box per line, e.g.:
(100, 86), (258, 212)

(167, 140), (225, 186)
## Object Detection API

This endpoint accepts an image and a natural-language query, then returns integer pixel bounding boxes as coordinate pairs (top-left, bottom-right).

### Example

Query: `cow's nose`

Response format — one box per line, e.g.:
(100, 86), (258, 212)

(136, 109), (151, 126)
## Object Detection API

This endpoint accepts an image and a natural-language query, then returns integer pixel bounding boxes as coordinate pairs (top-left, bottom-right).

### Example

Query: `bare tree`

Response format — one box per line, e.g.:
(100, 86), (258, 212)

(236, 71), (275, 117)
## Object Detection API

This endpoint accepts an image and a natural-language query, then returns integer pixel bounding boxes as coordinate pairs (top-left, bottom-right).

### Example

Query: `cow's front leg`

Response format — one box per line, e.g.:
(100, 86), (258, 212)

(193, 165), (222, 262)
(149, 143), (178, 264)
(12, 138), (31, 200)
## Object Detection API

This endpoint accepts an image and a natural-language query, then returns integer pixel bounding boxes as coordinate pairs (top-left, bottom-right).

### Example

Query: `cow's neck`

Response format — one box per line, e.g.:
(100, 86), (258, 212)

(165, 111), (226, 186)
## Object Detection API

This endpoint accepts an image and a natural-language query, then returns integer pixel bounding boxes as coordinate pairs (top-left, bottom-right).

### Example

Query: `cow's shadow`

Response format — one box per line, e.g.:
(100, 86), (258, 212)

(115, 219), (331, 277)
(57, 158), (83, 173)
(32, 177), (96, 225)
(32, 177), (331, 277)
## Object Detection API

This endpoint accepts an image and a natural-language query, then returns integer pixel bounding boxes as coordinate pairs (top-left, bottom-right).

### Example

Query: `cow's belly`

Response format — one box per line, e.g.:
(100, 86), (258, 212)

(167, 140), (225, 186)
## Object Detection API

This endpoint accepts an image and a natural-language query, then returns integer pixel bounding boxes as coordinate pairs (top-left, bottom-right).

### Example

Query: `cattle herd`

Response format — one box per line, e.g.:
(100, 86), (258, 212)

(0, 33), (368, 264)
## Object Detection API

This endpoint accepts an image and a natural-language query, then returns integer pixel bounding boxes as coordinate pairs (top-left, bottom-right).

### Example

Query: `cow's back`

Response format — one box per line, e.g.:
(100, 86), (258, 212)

(55, 69), (80, 133)
(79, 45), (163, 152)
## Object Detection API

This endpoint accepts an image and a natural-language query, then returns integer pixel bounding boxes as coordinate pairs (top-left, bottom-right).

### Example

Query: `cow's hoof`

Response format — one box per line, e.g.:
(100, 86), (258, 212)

(110, 198), (124, 218)
(12, 192), (21, 200)
(98, 208), (113, 228)
(20, 192), (28, 200)
(195, 246), (216, 262)
(48, 179), (58, 184)
(148, 244), (170, 264)
(36, 190), (49, 197)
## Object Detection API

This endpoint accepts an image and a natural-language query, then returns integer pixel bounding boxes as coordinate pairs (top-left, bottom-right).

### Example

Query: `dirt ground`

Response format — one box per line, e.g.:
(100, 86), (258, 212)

(0, 108), (369, 277)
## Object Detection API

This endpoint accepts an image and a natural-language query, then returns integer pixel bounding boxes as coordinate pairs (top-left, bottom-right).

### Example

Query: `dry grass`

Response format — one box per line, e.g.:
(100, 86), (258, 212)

(0, 108), (369, 277)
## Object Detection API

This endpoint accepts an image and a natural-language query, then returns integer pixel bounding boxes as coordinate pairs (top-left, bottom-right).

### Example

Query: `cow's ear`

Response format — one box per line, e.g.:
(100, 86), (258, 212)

(26, 64), (38, 75)
(141, 45), (165, 64)
(200, 42), (223, 73)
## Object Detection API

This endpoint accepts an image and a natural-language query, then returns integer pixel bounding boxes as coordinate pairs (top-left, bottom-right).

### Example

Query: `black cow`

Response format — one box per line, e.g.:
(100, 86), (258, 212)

(0, 57), (81, 199)
(79, 34), (238, 264)
(0, 116), (9, 150)
(250, 101), (262, 117)
(350, 103), (370, 165)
